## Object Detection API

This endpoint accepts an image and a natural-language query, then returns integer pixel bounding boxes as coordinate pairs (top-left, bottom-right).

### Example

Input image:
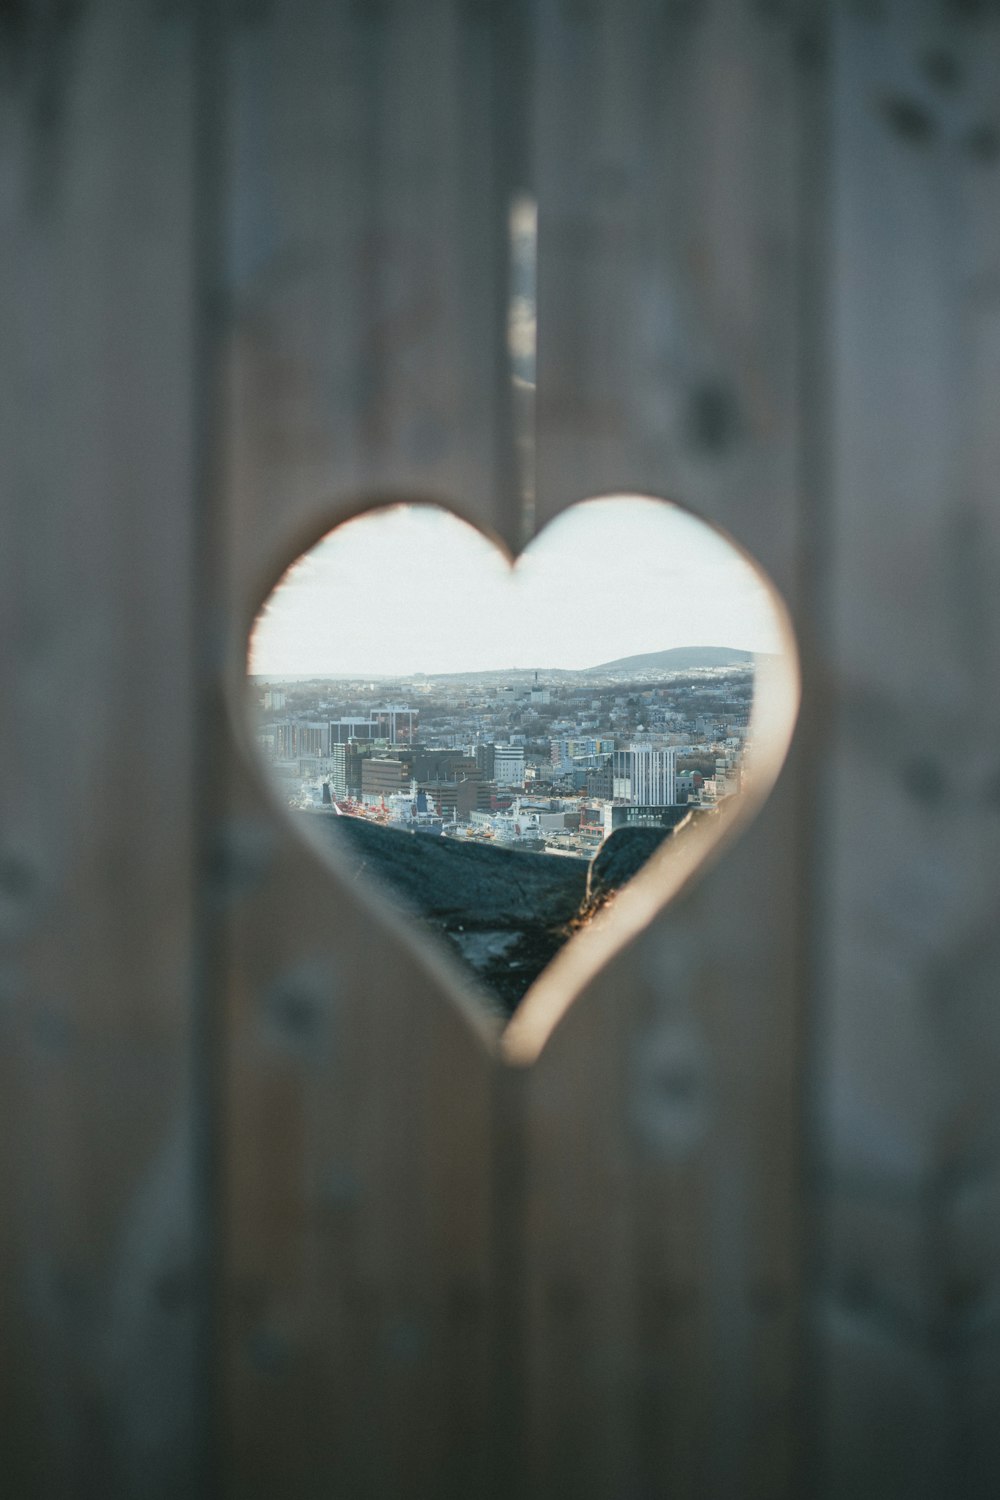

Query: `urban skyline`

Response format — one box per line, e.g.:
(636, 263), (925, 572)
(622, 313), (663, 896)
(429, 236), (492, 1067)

(254, 654), (754, 862)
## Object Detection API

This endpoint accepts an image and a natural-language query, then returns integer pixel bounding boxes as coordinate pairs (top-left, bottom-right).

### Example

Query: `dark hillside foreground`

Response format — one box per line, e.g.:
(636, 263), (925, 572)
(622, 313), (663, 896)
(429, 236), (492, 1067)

(308, 813), (678, 1013)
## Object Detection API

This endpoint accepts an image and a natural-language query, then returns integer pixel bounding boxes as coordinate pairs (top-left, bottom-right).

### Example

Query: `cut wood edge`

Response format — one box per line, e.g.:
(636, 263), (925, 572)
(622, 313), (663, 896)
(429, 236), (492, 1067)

(230, 491), (801, 1070)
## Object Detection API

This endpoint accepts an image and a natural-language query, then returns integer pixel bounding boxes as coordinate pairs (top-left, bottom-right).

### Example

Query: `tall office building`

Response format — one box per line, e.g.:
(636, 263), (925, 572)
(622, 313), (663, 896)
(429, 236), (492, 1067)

(274, 719), (298, 760)
(586, 757), (614, 800)
(298, 722), (328, 758)
(328, 743), (348, 800)
(475, 742), (496, 780)
(629, 743), (677, 805)
(494, 744), (526, 788)
(614, 744), (678, 805)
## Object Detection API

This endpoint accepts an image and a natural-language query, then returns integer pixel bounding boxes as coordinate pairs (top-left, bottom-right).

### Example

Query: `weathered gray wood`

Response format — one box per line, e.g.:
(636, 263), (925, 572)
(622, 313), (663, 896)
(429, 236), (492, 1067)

(223, 0), (526, 598)
(220, 806), (498, 1497)
(814, 6), (1000, 1496)
(217, 4), (528, 1495)
(6, 2), (1000, 1496)
(0, 3), (204, 1494)
(523, 2), (810, 1495)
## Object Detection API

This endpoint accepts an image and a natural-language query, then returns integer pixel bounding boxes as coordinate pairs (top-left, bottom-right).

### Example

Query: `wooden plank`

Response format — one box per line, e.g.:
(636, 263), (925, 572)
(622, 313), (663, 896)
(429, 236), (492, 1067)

(523, 2), (811, 1495)
(222, 0), (526, 595)
(534, 0), (804, 592)
(216, 4), (528, 1494)
(0, 3), (205, 1494)
(942, 14), (1000, 1491)
(814, 5), (1000, 1495)
(218, 810), (500, 1497)
(9, 8), (999, 1498)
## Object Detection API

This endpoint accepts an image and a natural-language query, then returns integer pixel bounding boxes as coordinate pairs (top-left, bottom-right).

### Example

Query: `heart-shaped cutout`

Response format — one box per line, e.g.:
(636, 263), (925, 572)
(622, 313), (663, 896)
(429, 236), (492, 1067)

(245, 496), (798, 1049)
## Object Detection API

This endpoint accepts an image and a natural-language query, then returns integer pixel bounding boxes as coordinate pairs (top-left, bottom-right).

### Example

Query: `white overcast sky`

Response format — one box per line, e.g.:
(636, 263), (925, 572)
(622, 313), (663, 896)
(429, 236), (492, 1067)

(249, 496), (784, 678)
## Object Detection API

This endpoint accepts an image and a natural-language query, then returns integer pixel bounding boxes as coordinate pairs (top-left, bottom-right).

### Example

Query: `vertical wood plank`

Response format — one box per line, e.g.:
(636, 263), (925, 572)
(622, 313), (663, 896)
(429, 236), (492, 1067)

(0, 4), (204, 1494)
(8, 5), (1000, 1496)
(216, 4), (529, 1494)
(223, 0), (525, 586)
(526, 2), (812, 1495)
(814, 5), (1000, 1495)
(534, 0), (804, 592)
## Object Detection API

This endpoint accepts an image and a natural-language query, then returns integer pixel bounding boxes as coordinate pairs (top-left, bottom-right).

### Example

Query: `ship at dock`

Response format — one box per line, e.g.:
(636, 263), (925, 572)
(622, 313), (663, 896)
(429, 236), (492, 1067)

(328, 780), (445, 836)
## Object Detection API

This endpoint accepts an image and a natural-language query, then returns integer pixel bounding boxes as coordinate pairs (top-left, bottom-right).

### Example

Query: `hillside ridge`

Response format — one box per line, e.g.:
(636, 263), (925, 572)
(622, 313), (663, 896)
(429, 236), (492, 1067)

(585, 645), (755, 674)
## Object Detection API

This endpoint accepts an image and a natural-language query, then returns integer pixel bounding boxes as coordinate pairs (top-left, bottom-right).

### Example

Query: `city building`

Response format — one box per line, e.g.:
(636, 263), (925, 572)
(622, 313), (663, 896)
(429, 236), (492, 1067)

(256, 665), (751, 843)
(372, 704), (417, 744)
(361, 757), (410, 801)
(494, 744), (526, 787)
(412, 749), (477, 782)
(274, 719), (299, 760)
(298, 721), (328, 758)
(586, 758), (614, 800)
(614, 744), (678, 805)
(603, 803), (690, 835)
(328, 742), (348, 799)
(329, 716), (377, 745)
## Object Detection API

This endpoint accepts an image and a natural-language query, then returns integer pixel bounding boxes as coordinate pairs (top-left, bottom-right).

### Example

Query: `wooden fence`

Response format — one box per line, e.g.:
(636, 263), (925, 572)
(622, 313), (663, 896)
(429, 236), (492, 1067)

(3, 2), (999, 1496)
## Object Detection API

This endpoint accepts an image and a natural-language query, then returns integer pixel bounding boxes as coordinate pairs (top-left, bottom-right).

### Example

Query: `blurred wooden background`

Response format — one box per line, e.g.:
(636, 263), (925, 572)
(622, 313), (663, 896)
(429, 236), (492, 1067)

(3, 2), (1000, 1496)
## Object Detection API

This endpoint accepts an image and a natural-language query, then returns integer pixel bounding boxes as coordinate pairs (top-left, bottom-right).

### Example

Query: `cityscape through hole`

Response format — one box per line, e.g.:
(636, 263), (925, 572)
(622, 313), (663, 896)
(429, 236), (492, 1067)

(248, 498), (794, 1017)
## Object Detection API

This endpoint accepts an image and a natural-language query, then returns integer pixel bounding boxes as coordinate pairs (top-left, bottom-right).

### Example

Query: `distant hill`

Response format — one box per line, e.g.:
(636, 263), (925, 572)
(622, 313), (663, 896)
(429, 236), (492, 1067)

(585, 646), (755, 674)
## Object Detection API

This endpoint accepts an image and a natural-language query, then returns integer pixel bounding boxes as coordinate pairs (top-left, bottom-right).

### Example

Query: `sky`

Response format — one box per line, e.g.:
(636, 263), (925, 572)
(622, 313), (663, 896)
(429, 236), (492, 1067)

(248, 496), (785, 678)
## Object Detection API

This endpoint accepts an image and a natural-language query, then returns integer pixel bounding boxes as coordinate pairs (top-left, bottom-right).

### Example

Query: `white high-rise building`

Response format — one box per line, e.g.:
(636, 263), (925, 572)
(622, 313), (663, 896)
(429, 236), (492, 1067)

(627, 743), (677, 805)
(494, 744), (526, 787)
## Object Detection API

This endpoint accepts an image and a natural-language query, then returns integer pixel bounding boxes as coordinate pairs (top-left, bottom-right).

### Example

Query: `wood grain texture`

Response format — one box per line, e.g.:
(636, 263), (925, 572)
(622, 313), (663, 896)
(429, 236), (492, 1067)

(219, 786), (499, 1498)
(525, 2), (812, 1495)
(814, 5), (1000, 1496)
(0, 3), (203, 1494)
(223, 0), (526, 596)
(216, 4), (528, 1495)
(5, 1), (1000, 1496)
